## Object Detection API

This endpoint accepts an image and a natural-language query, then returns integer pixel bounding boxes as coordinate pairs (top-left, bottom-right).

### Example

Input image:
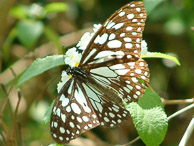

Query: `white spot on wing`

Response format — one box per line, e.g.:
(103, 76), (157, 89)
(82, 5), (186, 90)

(61, 113), (66, 123)
(107, 40), (122, 48)
(60, 127), (65, 133)
(128, 62), (135, 66)
(110, 64), (125, 70)
(130, 4), (135, 7)
(119, 11), (125, 17)
(115, 69), (130, 75)
(82, 116), (89, 122)
(135, 69), (142, 74)
(109, 33), (116, 40)
(126, 26), (133, 31)
(60, 94), (69, 107)
(106, 21), (115, 29)
(71, 103), (81, 114)
(69, 122), (75, 128)
(66, 105), (71, 112)
(127, 13), (134, 19)
(94, 33), (108, 45)
(125, 43), (132, 48)
(136, 8), (141, 11)
(112, 23), (124, 30)
(120, 33), (125, 37)
(104, 117), (110, 122)
(132, 77), (138, 83)
(56, 108), (61, 117)
(124, 37), (132, 42)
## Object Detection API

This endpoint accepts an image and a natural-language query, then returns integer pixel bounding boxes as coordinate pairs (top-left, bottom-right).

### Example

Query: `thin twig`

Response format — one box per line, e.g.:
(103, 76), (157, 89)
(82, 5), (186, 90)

(117, 136), (140, 146)
(168, 103), (194, 121)
(179, 117), (194, 146)
(12, 89), (22, 146)
(162, 98), (194, 106)
(84, 131), (111, 146)
(0, 84), (9, 114)
(17, 122), (24, 146)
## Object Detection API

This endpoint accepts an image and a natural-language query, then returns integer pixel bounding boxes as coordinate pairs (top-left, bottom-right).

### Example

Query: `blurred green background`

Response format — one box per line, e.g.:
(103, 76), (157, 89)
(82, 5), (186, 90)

(0, 0), (194, 145)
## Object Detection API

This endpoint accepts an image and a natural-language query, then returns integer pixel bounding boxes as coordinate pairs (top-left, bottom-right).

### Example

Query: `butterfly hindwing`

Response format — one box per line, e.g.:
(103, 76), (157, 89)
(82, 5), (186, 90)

(82, 83), (130, 127)
(50, 79), (100, 144)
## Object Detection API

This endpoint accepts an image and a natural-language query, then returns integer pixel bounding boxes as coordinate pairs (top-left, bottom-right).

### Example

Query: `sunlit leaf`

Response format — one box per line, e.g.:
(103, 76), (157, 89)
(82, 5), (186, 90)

(17, 55), (65, 87)
(141, 52), (180, 65)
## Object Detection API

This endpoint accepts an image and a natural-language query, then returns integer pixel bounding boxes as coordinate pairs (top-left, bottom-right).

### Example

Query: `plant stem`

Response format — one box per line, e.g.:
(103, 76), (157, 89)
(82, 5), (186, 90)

(179, 117), (194, 146)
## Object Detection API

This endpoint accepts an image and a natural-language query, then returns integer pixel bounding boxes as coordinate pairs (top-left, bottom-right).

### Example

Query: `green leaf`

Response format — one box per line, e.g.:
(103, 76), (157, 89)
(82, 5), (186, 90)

(126, 88), (168, 146)
(10, 5), (27, 19)
(44, 2), (68, 14)
(141, 52), (181, 65)
(43, 99), (55, 125)
(17, 20), (44, 48)
(138, 88), (164, 110)
(17, 55), (65, 86)
(144, 0), (164, 15)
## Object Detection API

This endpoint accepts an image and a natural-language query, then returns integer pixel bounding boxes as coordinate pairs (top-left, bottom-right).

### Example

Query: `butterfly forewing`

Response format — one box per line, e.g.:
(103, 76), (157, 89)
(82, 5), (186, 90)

(50, 79), (100, 144)
(80, 1), (147, 69)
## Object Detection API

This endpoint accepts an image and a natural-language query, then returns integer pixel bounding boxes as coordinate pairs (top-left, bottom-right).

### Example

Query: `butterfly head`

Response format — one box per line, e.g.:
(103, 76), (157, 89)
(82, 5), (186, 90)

(66, 67), (87, 79)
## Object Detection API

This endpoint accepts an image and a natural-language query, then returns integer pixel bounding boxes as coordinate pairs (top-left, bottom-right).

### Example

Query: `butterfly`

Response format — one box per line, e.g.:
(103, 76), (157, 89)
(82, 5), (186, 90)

(50, 1), (149, 144)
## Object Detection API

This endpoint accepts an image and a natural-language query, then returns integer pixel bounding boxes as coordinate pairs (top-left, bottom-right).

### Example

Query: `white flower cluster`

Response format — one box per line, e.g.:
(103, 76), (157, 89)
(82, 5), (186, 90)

(141, 40), (148, 55)
(57, 24), (149, 93)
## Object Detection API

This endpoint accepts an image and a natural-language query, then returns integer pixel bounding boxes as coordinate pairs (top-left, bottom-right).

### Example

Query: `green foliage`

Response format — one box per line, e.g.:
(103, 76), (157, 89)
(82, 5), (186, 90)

(17, 55), (65, 87)
(126, 88), (168, 146)
(17, 20), (44, 48)
(144, 0), (164, 15)
(141, 52), (180, 66)
(10, 5), (27, 19)
(4, 2), (68, 51)
(45, 3), (68, 14)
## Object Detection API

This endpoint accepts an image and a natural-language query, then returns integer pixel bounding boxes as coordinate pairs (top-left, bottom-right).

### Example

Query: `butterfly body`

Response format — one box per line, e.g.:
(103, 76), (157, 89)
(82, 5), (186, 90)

(50, 1), (150, 144)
